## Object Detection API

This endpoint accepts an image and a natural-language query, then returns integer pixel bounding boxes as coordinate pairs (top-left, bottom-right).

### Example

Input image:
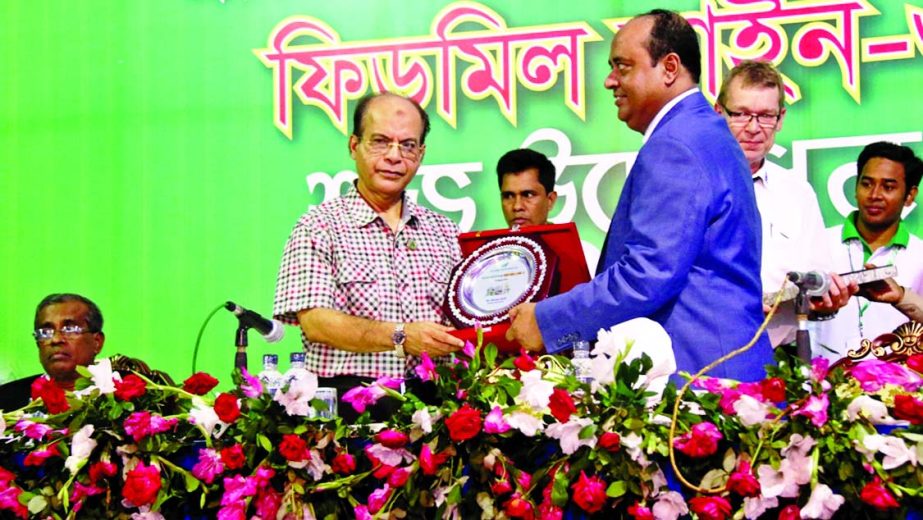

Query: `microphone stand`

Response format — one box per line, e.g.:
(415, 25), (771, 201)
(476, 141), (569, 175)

(234, 323), (249, 371)
(793, 287), (811, 362)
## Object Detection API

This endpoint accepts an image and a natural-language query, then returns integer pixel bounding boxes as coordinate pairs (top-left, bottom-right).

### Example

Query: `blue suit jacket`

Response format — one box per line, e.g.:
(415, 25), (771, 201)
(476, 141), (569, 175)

(535, 92), (772, 380)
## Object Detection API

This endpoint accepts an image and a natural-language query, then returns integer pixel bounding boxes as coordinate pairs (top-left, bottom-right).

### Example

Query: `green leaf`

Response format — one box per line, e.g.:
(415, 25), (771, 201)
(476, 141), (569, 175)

(257, 433), (272, 452)
(484, 342), (498, 367)
(578, 424), (597, 439)
(27, 495), (47, 515)
(184, 472), (199, 492)
(552, 469), (570, 506)
(606, 480), (627, 498)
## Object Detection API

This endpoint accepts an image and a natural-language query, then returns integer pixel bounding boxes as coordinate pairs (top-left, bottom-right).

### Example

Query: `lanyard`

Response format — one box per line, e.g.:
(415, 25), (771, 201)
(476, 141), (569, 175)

(846, 239), (899, 337)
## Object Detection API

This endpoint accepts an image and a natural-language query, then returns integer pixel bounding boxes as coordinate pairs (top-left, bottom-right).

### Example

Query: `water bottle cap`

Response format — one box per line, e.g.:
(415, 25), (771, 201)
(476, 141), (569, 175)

(290, 352), (306, 363)
(263, 354), (278, 364)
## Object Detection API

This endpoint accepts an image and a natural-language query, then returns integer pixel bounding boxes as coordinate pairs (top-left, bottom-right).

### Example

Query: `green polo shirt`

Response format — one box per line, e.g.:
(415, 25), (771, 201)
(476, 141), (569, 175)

(841, 211), (910, 263)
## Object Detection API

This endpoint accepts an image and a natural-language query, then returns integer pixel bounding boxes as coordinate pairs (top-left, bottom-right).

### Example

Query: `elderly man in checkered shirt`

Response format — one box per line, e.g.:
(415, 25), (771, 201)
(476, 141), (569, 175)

(273, 92), (465, 420)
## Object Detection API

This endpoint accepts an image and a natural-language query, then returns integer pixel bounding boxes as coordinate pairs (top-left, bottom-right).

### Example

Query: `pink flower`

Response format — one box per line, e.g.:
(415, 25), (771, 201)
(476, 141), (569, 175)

(413, 352), (437, 381)
(387, 466), (411, 487)
(484, 406), (511, 434)
(811, 357), (830, 381)
(850, 359), (923, 392)
(688, 496), (731, 520)
(216, 501), (246, 520)
(571, 471), (607, 513)
(793, 393), (830, 428)
(419, 444), (449, 476)
(374, 429), (409, 449)
(354, 504), (372, 520)
(674, 422), (723, 457)
(727, 460), (760, 497)
(342, 379), (398, 414)
(68, 480), (104, 513)
(860, 476), (899, 511)
(14, 420), (55, 440)
(653, 491), (689, 519)
(627, 502), (654, 520)
(220, 474), (258, 505)
(253, 487), (282, 519)
(123, 411), (177, 443)
(462, 340), (475, 358)
(239, 368), (263, 398)
(24, 443), (60, 466)
(0, 484), (29, 518)
(192, 448), (225, 484)
(367, 484), (393, 514)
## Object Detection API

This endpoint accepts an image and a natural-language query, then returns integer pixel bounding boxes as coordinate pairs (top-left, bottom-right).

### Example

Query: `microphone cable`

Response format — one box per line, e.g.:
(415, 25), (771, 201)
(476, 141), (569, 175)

(191, 302), (228, 374)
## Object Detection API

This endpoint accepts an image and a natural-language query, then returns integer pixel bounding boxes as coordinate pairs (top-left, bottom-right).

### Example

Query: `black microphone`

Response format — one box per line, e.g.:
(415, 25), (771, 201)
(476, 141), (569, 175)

(786, 271), (829, 297)
(225, 301), (285, 343)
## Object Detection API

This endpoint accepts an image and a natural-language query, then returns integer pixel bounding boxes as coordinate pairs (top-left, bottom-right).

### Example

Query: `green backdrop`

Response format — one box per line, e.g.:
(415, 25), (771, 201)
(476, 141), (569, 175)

(3, 0), (922, 385)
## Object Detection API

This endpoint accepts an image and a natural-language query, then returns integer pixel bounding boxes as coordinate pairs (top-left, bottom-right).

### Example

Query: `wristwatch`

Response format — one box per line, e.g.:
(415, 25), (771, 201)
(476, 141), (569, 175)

(392, 323), (406, 357)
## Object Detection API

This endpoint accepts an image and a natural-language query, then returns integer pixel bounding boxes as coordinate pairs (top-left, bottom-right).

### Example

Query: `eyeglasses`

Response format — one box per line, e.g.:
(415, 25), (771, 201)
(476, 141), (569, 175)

(33, 324), (95, 341)
(721, 105), (780, 128)
(363, 136), (422, 159)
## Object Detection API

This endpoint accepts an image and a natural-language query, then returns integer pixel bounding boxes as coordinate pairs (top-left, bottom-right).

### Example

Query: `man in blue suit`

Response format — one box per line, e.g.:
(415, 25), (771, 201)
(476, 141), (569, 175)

(506, 9), (772, 380)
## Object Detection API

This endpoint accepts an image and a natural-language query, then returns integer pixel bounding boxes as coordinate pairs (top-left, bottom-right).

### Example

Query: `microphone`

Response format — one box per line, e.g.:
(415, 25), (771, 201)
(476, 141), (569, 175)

(225, 301), (285, 343)
(786, 271), (829, 297)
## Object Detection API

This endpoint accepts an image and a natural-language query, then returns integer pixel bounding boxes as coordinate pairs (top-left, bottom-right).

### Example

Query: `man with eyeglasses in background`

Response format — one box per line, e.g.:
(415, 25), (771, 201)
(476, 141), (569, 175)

(273, 92), (464, 421)
(0, 293), (104, 411)
(715, 60), (856, 348)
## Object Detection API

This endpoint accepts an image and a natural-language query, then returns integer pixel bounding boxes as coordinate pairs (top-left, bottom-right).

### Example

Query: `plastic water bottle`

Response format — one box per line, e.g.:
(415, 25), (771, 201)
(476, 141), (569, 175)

(257, 354), (283, 396)
(282, 351), (311, 389)
(571, 340), (594, 384)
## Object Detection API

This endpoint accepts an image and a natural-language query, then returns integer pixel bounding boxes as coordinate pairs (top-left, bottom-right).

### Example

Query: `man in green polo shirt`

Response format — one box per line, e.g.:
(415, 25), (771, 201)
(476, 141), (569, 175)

(813, 141), (923, 359)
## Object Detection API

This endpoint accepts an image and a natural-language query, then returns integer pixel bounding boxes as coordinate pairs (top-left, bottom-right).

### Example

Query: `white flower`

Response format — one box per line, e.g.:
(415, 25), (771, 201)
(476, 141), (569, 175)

(545, 417), (596, 455)
(0, 414), (5, 437)
(365, 443), (414, 467)
(801, 484), (844, 519)
(506, 411), (544, 437)
(743, 495), (778, 519)
(733, 394), (770, 427)
(593, 318), (675, 397)
(189, 396), (221, 436)
(305, 449), (331, 481)
(86, 358), (117, 395)
(412, 408), (436, 434)
(846, 395), (893, 424)
(862, 434), (917, 470)
(756, 463), (800, 499)
(130, 506), (166, 520)
(652, 490), (688, 520)
(515, 370), (554, 411)
(620, 432), (650, 467)
(274, 374), (319, 416)
(65, 424), (97, 474)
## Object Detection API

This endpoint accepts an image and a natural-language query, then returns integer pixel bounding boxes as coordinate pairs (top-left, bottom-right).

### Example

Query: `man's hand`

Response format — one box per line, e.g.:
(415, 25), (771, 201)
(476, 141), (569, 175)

(810, 272), (858, 313)
(858, 277), (904, 304)
(505, 302), (544, 352)
(404, 322), (465, 357)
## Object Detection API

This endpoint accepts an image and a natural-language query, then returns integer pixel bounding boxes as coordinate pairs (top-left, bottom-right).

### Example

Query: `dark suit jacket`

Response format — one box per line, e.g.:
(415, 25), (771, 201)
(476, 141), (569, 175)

(0, 374), (38, 412)
(536, 91), (772, 380)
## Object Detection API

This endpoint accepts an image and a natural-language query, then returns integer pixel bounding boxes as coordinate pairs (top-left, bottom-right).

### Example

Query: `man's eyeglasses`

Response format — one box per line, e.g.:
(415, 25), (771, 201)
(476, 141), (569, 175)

(33, 324), (95, 341)
(721, 105), (780, 128)
(363, 136), (422, 159)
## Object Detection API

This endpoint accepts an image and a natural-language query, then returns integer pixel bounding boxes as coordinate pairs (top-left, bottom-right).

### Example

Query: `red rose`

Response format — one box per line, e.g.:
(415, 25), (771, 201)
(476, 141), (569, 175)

(331, 452), (356, 475)
(278, 434), (309, 462)
(571, 471), (607, 513)
(183, 372), (219, 395)
(445, 404), (483, 442)
(514, 350), (536, 372)
(688, 496), (731, 520)
(627, 502), (654, 520)
(727, 461), (760, 497)
(598, 432), (621, 453)
(114, 374), (147, 401)
(214, 393), (241, 423)
(778, 505), (800, 520)
(220, 444), (246, 470)
(860, 476), (899, 511)
(907, 354), (923, 374)
(121, 461), (162, 507)
(548, 388), (576, 423)
(88, 461), (118, 484)
(503, 493), (535, 519)
(674, 422), (723, 458)
(30, 377), (69, 414)
(893, 394), (923, 425)
(759, 377), (786, 402)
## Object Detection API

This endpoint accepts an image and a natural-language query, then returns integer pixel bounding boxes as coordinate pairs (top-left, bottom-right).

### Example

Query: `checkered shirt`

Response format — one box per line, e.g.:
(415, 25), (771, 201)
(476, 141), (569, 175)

(273, 185), (461, 378)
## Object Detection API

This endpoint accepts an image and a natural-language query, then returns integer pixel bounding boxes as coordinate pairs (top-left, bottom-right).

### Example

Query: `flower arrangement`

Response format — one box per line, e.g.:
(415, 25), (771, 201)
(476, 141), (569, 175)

(1, 319), (922, 519)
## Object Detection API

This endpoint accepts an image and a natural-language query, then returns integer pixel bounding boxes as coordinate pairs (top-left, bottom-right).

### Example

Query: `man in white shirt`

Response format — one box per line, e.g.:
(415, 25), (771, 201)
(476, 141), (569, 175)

(814, 142), (923, 359)
(715, 60), (855, 347)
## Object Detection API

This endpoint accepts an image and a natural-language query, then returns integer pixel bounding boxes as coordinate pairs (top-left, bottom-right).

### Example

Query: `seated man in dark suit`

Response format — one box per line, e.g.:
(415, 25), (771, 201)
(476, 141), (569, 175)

(0, 293), (105, 411)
